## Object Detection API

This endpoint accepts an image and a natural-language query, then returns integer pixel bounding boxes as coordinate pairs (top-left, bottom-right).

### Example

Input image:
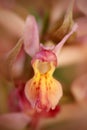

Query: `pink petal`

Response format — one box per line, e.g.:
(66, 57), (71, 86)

(71, 74), (87, 102)
(75, 35), (87, 45)
(0, 9), (25, 37)
(77, 0), (87, 16)
(0, 113), (30, 130)
(23, 15), (40, 57)
(76, 17), (87, 37)
(58, 46), (87, 67)
(53, 23), (78, 62)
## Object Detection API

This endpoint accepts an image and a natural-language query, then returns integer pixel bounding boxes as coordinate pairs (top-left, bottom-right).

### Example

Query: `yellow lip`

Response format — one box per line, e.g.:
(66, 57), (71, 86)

(25, 59), (63, 112)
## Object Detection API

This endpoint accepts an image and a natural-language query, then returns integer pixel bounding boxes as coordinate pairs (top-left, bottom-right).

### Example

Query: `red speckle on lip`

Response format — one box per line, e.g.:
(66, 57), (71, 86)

(33, 82), (36, 85)
(36, 87), (40, 91)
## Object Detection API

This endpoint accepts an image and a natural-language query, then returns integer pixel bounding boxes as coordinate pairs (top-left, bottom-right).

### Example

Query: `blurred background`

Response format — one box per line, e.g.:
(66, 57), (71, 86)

(0, 0), (87, 130)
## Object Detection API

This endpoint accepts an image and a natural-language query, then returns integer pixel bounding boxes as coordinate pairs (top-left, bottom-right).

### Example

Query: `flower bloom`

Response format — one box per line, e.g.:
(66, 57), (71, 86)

(23, 15), (77, 112)
(25, 49), (62, 112)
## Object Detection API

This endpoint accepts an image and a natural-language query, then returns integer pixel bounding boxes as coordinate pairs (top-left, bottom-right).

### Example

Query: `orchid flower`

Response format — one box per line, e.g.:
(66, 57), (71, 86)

(23, 15), (77, 112)
(0, 1), (87, 130)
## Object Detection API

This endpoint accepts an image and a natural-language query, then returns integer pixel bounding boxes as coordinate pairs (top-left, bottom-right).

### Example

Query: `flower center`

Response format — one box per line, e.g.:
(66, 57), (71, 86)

(37, 61), (51, 74)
